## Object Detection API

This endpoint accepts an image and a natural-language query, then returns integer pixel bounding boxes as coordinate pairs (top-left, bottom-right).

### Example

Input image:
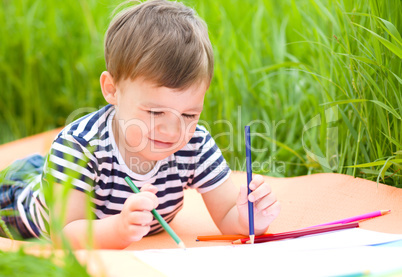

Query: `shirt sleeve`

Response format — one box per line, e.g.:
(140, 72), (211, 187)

(42, 133), (97, 193)
(186, 126), (231, 193)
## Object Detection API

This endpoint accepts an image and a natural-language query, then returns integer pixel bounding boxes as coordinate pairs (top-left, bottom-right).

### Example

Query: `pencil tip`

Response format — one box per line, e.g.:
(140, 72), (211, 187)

(381, 209), (391, 215)
(178, 241), (186, 249)
(232, 239), (241, 244)
(250, 235), (255, 244)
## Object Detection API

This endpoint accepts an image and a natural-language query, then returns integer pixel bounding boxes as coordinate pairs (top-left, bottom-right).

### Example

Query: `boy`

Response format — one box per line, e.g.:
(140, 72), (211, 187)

(1, 0), (280, 249)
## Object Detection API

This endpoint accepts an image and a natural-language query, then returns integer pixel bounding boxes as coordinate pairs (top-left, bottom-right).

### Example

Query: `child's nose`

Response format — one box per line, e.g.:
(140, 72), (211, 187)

(157, 114), (183, 142)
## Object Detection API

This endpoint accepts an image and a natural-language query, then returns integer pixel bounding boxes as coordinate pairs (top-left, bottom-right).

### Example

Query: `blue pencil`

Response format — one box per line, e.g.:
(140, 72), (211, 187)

(245, 126), (255, 244)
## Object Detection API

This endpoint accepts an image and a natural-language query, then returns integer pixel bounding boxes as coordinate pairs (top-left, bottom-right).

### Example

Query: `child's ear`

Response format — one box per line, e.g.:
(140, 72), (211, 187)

(100, 71), (117, 105)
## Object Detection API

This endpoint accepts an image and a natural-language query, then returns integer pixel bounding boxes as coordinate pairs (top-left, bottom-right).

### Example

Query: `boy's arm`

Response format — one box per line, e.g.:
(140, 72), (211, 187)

(50, 183), (158, 249)
(201, 175), (280, 236)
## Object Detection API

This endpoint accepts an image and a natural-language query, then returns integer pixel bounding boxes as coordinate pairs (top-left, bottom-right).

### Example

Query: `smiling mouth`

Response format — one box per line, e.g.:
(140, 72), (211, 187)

(150, 139), (175, 148)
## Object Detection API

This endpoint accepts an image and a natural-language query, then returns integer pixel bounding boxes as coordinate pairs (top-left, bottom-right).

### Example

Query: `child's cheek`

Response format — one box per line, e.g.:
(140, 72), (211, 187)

(185, 120), (198, 140)
(125, 123), (149, 149)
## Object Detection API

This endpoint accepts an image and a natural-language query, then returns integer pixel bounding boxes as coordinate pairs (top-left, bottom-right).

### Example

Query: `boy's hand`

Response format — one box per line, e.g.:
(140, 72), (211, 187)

(116, 184), (159, 243)
(236, 175), (280, 233)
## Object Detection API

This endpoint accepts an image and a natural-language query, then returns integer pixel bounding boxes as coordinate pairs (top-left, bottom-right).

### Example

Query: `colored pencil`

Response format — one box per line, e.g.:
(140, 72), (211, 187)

(305, 210), (390, 229)
(232, 222), (359, 244)
(245, 125), (255, 244)
(196, 234), (248, 241)
(196, 210), (390, 242)
(124, 176), (186, 249)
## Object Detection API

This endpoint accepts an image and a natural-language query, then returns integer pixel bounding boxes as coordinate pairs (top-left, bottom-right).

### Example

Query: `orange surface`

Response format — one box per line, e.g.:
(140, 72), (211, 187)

(1, 130), (402, 276)
(0, 128), (62, 170)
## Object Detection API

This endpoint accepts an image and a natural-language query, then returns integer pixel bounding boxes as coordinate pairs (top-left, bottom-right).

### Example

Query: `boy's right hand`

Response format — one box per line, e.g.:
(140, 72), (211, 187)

(116, 184), (159, 243)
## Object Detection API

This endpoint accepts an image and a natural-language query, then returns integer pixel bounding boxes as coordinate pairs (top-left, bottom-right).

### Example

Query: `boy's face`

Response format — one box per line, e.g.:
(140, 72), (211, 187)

(112, 77), (206, 169)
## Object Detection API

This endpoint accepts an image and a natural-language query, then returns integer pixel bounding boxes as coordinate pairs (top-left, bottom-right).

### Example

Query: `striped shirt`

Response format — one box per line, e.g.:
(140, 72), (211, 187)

(26, 104), (230, 237)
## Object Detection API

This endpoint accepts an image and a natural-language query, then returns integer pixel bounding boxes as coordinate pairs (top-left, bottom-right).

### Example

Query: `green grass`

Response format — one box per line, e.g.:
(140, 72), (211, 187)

(0, 0), (401, 188)
(0, 248), (90, 277)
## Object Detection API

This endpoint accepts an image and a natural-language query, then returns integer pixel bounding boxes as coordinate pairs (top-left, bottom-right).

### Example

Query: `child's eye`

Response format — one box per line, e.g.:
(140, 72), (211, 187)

(148, 111), (163, 117)
(182, 114), (196, 119)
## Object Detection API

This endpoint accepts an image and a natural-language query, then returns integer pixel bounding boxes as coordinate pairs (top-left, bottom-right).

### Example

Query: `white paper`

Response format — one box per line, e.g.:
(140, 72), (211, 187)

(256, 228), (402, 250)
(133, 229), (402, 277)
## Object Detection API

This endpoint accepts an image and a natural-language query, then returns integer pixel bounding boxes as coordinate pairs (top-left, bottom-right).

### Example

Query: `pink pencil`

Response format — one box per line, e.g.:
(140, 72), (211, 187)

(306, 210), (391, 229)
(233, 222), (360, 244)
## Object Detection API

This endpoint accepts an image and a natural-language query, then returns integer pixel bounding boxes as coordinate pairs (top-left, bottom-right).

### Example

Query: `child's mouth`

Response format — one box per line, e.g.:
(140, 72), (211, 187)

(150, 139), (174, 148)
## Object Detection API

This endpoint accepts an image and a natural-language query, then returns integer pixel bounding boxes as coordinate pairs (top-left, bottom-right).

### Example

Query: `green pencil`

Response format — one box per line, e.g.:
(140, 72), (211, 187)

(124, 176), (186, 249)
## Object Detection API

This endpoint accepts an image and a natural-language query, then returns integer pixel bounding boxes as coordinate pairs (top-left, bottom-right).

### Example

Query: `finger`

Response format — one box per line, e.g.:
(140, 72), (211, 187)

(140, 183), (158, 194)
(127, 194), (157, 211)
(254, 193), (277, 212)
(128, 224), (151, 241)
(128, 210), (154, 226)
(249, 174), (265, 190)
(248, 183), (272, 202)
(141, 191), (159, 209)
(259, 201), (281, 218)
(236, 184), (248, 206)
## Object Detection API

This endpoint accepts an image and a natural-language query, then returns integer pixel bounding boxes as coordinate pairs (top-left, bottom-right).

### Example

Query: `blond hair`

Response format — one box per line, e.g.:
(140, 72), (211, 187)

(104, 0), (214, 89)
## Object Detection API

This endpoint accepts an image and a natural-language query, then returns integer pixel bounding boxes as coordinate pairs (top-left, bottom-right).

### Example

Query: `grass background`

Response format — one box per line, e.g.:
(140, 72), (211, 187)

(1, 0), (401, 188)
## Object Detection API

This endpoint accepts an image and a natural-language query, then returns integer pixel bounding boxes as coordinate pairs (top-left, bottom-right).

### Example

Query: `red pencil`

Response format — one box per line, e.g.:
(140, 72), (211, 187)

(196, 234), (248, 241)
(232, 222), (359, 244)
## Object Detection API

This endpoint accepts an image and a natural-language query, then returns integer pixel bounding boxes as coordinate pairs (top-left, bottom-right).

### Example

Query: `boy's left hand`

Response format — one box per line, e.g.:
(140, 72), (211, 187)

(237, 174), (280, 233)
